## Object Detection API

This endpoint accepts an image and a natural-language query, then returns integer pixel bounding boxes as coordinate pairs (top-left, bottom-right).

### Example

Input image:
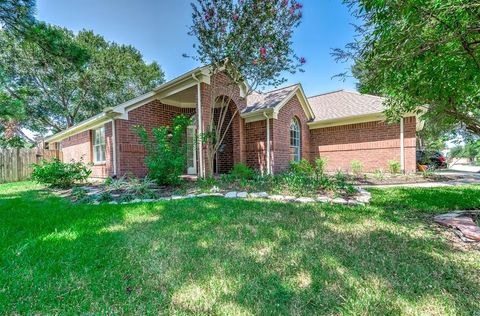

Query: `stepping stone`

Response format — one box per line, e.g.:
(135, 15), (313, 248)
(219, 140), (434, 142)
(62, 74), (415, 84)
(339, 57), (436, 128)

(434, 212), (480, 242)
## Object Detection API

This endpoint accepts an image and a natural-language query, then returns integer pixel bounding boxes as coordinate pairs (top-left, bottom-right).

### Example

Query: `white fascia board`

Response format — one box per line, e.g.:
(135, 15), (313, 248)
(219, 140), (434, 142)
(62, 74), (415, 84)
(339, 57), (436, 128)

(307, 113), (386, 129)
(271, 85), (315, 121)
(241, 109), (276, 123)
(45, 111), (121, 143)
(308, 113), (418, 129)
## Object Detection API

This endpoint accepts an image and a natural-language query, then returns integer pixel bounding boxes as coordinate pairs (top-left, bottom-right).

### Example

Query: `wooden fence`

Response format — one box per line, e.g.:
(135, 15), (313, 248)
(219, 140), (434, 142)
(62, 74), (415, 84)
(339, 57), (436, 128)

(0, 148), (61, 183)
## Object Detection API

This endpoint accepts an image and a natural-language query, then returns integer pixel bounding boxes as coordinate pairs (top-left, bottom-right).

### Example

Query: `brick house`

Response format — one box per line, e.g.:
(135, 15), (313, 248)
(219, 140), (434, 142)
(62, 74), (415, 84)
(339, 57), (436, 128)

(45, 66), (419, 178)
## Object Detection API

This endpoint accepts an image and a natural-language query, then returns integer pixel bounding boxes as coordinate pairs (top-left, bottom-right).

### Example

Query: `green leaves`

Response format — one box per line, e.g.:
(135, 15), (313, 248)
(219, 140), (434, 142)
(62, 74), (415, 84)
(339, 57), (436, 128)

(189, 0), (305, 92)
(135, 115), (192, 185)
(337, 0), (480, 136)
(0, 26), (165, 133)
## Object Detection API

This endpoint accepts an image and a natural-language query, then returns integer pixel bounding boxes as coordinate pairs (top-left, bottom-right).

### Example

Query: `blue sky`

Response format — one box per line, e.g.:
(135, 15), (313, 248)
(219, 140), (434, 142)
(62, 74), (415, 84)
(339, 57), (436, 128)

(36, 0), (359, 97)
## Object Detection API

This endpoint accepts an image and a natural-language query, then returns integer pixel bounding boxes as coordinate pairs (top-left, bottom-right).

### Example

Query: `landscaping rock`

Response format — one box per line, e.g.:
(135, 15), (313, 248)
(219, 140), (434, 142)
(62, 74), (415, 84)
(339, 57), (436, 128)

(283, 196), (296, 202)
(268, 195), (285, 201)
(332, 198), (348, 205)
(295, 197), (315, 203)
(348, 200), (365, 206)
(108, 201), (118, 205)
(317, 196), (331, 203)
(356, 195), (371, 203)
(171, 195), (184, 200)
(225, 192), (237, 198)
(249, 192), (269, 198)
(237, 192), (248, 198)
(434, 212), (480, 242)
(185, 194), (197, 198)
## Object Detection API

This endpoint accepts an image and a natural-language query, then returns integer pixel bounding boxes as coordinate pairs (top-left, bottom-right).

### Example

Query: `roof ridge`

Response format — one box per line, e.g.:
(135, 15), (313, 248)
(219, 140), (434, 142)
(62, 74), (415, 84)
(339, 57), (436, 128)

(256, 83), (299, 95)
(307, 89), (345, 99)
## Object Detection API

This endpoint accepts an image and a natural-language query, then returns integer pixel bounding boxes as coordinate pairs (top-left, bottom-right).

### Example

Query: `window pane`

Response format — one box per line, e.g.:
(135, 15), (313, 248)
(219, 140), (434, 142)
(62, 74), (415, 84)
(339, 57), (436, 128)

(290, 118), (301, 162)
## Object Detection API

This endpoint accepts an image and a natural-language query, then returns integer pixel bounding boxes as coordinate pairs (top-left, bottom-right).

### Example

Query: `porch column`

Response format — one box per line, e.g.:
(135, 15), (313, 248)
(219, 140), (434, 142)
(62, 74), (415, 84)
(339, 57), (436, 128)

(196, 81), (204, 177)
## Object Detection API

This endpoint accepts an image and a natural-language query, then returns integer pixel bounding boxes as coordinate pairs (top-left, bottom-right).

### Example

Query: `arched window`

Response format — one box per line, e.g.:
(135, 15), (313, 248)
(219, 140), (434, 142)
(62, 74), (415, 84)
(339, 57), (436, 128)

(290, 117), (301, 162)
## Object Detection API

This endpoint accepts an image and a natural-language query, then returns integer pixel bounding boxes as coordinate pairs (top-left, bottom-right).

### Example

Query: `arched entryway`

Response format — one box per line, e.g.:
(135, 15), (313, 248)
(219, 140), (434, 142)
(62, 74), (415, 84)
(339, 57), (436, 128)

(212, 98), (237, 174)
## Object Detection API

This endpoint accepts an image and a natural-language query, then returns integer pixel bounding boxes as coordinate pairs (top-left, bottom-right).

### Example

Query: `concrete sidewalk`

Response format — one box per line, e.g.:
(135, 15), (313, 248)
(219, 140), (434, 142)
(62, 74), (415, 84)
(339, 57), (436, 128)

(361, 168), (480, 189)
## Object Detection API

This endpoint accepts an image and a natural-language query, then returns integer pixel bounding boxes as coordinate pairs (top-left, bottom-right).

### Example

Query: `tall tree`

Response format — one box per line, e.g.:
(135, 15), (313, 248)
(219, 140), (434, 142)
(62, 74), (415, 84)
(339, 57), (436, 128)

(0, 27), (165, 133)
(189, 0), (305, 175)
(334, 0), (480, 135)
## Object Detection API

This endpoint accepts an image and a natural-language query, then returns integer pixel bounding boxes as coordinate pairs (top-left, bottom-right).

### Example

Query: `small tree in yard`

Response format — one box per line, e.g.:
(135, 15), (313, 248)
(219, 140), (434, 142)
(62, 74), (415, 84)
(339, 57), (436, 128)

(188, 0), (306, 176)
(134, 115), (191, 185)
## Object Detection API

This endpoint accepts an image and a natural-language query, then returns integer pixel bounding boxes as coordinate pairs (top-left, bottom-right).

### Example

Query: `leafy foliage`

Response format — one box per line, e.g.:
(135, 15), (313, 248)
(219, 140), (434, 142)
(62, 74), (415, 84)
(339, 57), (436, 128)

(388, 160), (401, 175)
(350, 160), (363, 176)
(189, 0), (305, 92)
(230, 163), (255, 180)
(135, 115), (192, 186)
(31, 158), (92, 188)
(335, 0), (480, 135)
(0, 26), (165, 133)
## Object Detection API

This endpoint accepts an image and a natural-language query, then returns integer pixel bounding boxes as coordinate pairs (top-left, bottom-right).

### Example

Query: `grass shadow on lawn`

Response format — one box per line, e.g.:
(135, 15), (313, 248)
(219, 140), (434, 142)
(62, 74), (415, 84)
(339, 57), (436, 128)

(0, 183), (479, 314)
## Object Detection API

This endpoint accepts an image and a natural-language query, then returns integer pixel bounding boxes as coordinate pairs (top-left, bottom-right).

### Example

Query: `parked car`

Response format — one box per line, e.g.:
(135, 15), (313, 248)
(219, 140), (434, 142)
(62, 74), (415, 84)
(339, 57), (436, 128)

(416, 150), (448, 169)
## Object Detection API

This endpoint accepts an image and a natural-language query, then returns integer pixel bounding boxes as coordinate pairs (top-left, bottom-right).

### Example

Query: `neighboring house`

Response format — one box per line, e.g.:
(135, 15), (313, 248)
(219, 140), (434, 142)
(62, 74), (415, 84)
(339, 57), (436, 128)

(45, 67), (418, 178)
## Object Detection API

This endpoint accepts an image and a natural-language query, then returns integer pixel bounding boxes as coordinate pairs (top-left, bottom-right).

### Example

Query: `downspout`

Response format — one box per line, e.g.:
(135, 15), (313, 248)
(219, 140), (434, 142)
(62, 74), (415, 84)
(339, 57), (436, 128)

(111, 119), (117, 176)
(263, 112), (271, 175)
(400, 117), (405, 173)
(192, 73), (204, 178)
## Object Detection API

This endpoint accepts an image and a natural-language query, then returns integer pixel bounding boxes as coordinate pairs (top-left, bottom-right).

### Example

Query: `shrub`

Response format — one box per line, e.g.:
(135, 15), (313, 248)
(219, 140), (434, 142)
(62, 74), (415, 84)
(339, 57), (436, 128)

(373, 169), (385, 181)
(105, 175), (129, 191)
(71, 187), (90, 203)
(134, 115), (191, 185)
(31, 158), (91, 188)
(230, 163), (255, 180)
(98, 191), (113, 203)
(350, 160), (364, 176)
(289, 159), (314, 177)
(314, 157), (328, 179)
(388, 160), (401, 174)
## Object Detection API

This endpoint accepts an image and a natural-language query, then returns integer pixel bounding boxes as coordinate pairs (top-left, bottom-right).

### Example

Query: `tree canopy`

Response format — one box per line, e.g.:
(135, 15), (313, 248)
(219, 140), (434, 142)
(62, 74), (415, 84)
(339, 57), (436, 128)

(189, 0), (305, 91)
(0, 27), (165, 133)
(335, 0), (480, 136)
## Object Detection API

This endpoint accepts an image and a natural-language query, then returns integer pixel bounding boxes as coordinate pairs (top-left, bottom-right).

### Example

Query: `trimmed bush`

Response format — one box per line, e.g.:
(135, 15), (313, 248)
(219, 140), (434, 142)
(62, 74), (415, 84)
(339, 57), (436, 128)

(31, 158), (91, 188)
(134, 115), (191, 185)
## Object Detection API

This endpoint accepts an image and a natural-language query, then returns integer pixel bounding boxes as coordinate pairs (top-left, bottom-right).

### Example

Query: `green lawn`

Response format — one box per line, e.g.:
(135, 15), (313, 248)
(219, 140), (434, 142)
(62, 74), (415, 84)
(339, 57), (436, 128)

(1, 182), (479, 315)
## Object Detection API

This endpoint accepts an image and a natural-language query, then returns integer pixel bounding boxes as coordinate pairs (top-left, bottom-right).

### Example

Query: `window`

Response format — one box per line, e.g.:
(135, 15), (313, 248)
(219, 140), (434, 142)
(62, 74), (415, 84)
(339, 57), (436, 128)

(290, 118), (301, 161)
(92, 126), (106, 163)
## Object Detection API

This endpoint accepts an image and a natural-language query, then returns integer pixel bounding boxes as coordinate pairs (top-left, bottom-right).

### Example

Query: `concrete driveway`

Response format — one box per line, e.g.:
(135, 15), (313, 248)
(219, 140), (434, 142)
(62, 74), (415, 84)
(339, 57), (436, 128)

(362, 166), (480, 189)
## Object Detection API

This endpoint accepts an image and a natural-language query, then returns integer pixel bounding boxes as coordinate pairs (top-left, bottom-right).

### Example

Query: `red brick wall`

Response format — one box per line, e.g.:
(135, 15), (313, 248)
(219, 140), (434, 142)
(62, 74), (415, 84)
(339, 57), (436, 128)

(245, 119), (273, 173)
(271, 95), (311, 173)
(309, 116), (417, 172)
(61, 122), (113, 178)
(116, 100), (195, 177)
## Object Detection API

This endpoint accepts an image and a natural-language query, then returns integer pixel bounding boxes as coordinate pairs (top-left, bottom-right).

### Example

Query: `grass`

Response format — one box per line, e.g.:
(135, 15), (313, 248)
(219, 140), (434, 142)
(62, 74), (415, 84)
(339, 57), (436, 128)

(1, 181), (479, 315)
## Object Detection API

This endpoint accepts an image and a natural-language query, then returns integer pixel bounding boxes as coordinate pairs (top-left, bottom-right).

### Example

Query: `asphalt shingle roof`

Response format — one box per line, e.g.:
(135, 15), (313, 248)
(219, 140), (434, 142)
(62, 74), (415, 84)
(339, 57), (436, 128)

(307, 90), (385, 121)
(243, 84), (299, 114)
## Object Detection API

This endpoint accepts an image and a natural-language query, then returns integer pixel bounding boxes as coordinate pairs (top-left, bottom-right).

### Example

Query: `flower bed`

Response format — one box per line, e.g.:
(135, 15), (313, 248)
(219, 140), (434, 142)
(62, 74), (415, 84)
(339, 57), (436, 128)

(52, 160), (371, 206)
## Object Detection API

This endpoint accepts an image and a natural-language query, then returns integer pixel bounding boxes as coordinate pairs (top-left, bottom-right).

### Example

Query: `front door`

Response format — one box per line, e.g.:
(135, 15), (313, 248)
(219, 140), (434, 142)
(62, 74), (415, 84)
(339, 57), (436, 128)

(186, 125), (197, 175)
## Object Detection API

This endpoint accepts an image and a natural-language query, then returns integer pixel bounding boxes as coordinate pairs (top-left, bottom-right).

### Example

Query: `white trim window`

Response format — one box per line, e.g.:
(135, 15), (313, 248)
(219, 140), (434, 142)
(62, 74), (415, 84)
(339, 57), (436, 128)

(290, 118), (301, 162)
(92, 126), (106, 163)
